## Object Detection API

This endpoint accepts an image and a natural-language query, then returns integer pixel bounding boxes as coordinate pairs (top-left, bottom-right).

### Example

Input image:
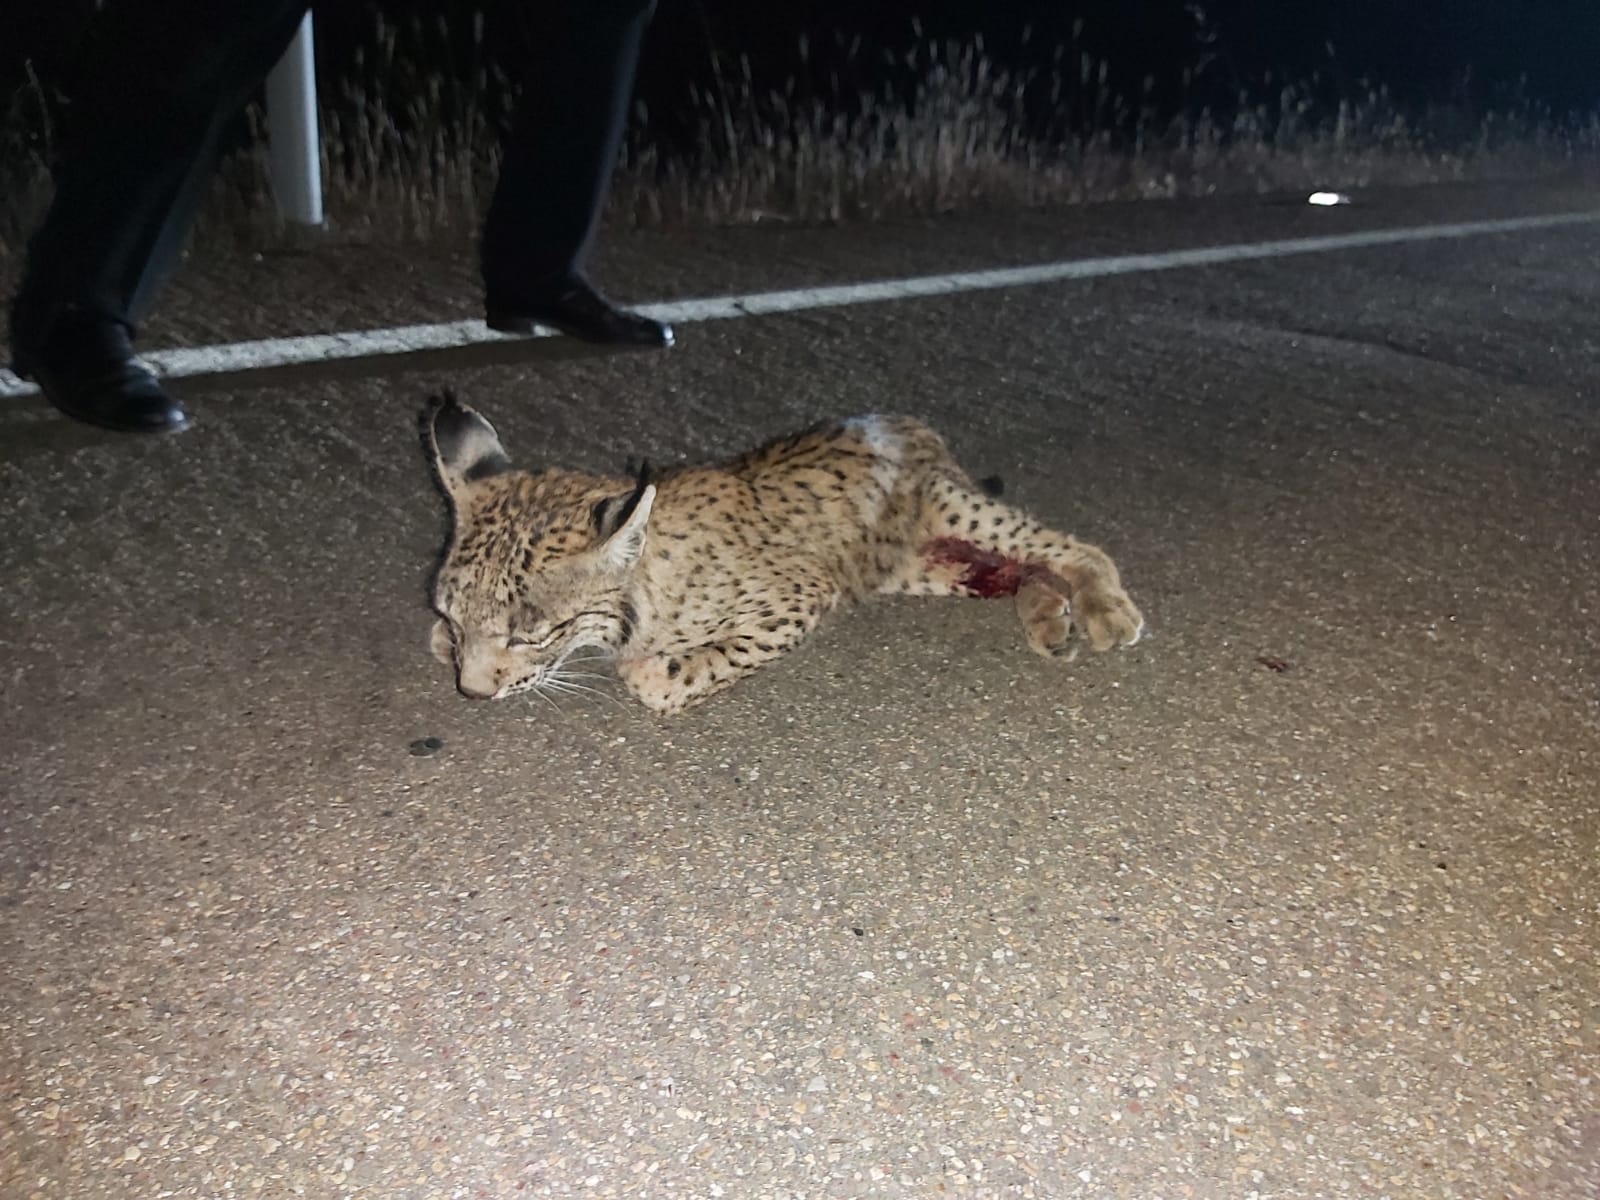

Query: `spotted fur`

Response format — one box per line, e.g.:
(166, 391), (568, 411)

(422, 392), (1143, 714)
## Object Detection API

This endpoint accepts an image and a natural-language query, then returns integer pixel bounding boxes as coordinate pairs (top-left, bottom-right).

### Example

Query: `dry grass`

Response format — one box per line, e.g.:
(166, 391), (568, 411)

(1, 17), (1596, 259)
(609, 35), (1599, 227)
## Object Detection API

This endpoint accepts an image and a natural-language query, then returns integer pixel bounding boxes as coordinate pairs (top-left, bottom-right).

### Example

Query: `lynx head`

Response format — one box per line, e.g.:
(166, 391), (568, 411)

(421, 391), (652, 701)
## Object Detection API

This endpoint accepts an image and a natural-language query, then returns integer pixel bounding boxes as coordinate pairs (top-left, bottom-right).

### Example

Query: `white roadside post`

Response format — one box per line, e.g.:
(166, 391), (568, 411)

(265, 11), (324, 226)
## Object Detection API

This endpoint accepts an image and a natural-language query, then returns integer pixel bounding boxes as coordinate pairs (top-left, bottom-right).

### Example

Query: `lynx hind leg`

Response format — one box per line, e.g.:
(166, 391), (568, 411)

(1064, 565), (1145, 651)
(911, 476), (1144, 653)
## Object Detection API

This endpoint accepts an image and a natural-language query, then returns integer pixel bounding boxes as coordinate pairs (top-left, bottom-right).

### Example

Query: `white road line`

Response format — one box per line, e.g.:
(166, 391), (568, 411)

(3, 209), (1597, 400)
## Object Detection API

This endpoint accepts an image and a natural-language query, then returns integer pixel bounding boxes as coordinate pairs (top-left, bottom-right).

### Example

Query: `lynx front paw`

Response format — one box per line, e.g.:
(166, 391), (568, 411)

(616, 654), (688, 714)
(618, 644), (764, 714)
(617, 652), (738, 715)
(1016, 578), (1143, 658)
(430, 618), (456, 665)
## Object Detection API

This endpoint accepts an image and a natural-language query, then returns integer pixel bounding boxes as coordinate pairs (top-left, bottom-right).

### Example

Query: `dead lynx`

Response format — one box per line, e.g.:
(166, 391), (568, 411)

(423, 392), (1143, 714)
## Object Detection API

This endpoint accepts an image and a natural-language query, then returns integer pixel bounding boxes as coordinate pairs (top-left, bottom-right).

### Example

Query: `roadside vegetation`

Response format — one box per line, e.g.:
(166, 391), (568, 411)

(1, 12), (1594, 258)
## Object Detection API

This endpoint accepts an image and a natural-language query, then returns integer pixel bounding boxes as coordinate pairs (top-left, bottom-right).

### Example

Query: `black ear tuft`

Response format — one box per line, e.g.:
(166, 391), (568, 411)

(619, 458), (652, 521)
(593, 459), (653, 536)
(419, 388), (458, 453)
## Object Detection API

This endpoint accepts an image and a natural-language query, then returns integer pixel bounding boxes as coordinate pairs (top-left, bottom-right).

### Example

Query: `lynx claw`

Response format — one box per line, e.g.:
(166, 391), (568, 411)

(1076, 584), (1145, 651)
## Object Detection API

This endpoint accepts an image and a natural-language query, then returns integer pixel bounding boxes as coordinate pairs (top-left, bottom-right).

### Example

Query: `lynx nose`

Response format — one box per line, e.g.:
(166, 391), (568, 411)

(455, 674), (498, 701)
(454, 647), (501, 700)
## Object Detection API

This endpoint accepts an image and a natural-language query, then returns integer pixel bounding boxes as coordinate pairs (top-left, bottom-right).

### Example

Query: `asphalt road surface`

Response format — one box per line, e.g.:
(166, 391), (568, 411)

(2, 180), (1597, 1198)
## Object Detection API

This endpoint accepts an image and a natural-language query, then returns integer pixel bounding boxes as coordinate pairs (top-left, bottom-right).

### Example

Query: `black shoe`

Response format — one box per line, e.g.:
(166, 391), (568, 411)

(13, 314), (189, 434)
(485, 276), (673, 348)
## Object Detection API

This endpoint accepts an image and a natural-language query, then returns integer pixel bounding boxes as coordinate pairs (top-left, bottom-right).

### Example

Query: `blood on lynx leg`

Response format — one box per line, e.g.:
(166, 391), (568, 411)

(920, 537), (1071, 599)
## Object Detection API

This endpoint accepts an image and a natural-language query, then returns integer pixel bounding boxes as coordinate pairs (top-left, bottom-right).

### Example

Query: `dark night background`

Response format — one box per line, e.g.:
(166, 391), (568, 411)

(6, 0), (1599, 140)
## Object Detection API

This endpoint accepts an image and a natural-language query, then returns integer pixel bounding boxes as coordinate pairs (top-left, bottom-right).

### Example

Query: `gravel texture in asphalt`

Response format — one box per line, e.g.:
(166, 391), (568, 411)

(2, 181), (1597, 1198)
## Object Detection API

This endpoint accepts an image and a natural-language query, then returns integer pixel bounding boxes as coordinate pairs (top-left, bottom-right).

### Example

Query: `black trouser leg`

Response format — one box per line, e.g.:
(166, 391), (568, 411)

(480, 0), (657, 303)
(10, 0), (310, 367)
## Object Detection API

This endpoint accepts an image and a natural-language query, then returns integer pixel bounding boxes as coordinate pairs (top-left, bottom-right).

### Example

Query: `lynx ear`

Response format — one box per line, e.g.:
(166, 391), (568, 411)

(423, 390), (512, 498)
(599, 482), (655, 570)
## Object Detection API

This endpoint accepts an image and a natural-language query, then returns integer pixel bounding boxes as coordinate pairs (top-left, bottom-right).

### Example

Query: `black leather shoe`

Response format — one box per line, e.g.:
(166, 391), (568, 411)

(14, 315), (189, 434)
(486, 276), (672, 348)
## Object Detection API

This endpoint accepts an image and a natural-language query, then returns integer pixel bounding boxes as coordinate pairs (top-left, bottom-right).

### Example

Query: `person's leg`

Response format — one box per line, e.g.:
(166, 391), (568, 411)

(10, 0), (310, 431)
(480, 0), (671, 347)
